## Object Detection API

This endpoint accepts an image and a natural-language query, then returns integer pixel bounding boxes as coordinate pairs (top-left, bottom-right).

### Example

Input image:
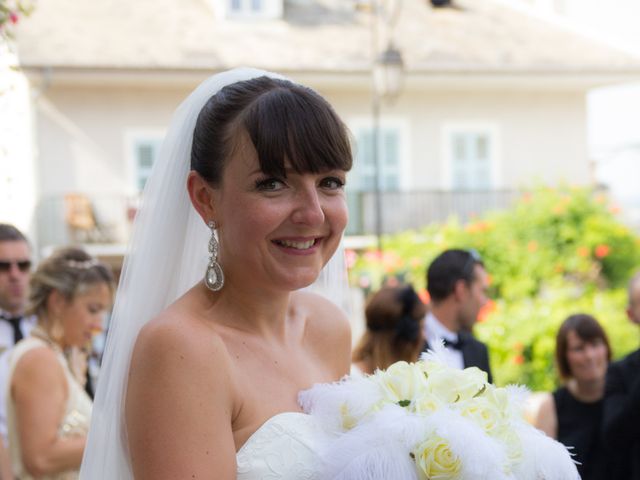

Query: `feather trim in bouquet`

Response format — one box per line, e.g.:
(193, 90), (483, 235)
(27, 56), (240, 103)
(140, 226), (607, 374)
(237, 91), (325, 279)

(299, 353), (579, 480)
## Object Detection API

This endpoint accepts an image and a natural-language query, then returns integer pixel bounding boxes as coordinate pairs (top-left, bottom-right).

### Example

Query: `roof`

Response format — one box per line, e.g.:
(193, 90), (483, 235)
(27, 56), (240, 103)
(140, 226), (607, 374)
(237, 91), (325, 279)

(13, 0), (640, 75)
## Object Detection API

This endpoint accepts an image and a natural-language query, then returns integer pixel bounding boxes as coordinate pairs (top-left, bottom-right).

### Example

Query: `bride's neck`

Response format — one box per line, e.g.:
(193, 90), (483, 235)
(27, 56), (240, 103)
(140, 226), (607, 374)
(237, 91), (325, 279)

(209, 283), (293, 337)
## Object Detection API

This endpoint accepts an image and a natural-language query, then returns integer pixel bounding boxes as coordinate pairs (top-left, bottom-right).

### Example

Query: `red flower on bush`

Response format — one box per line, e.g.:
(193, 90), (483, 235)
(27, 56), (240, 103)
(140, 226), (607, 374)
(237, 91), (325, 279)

(512, 354), (524, 365)
(577, 246), (589, 257)
(477, 299), (497, 323)
(594, 244), (610, 259)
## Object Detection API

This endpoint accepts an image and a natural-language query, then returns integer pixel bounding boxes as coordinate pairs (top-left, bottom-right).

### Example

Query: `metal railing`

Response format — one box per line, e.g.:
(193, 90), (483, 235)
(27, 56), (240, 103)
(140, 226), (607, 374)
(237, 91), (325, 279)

(347, 189), (522, 235)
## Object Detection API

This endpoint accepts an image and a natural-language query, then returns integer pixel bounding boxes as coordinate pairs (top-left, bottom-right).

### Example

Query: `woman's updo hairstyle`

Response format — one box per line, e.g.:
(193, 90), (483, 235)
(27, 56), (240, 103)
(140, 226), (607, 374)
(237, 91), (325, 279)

(191, 76), (353, 187)
(27, 247), (114, 319)
(353, 285), (427, 370)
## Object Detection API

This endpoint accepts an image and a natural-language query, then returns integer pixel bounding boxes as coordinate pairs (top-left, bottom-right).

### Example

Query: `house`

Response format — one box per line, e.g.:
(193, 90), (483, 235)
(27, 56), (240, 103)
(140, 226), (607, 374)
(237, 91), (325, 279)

(5, 0), (640, 256)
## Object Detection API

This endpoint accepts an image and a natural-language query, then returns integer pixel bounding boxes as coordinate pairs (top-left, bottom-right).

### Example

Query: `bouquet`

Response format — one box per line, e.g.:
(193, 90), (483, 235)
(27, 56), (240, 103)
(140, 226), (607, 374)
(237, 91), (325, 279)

(299, 348), (579, 480)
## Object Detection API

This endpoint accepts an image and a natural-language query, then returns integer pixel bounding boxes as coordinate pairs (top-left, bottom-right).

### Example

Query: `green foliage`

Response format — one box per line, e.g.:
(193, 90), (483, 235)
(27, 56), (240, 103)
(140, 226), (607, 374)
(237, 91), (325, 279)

(348, 187), (640, 391)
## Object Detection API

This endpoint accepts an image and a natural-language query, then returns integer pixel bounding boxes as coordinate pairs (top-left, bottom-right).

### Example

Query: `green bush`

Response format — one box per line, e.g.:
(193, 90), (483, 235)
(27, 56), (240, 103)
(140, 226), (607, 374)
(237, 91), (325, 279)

(348, 187), (640, 391)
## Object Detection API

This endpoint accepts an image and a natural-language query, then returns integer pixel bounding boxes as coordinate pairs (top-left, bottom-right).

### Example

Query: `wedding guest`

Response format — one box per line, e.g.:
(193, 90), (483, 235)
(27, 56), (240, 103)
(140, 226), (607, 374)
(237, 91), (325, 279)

(0, 224), (37, 480)
(423, 249), (493, 382)
(602, 271), (640, 480)
(7, 247), (112, 479)
(352, 285), (426, 375)
(535, 313), (610, 480)
(0, 224), (36, 353)
(81, 69), (353, 479)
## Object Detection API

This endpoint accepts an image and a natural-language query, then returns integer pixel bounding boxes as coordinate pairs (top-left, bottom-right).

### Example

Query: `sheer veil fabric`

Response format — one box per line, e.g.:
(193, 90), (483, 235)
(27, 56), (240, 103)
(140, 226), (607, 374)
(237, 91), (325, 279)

(79, 68), (350, 479)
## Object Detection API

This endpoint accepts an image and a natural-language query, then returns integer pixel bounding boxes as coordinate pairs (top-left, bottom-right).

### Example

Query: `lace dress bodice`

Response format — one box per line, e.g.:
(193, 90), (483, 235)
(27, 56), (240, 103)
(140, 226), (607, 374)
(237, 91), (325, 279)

(6, 337), (92, 480)
(236, 412), (333, 480)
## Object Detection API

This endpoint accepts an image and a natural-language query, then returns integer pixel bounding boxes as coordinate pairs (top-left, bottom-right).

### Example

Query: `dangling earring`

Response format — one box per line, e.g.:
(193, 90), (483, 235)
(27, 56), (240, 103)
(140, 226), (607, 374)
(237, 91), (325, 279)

(204, 220), (224, 291)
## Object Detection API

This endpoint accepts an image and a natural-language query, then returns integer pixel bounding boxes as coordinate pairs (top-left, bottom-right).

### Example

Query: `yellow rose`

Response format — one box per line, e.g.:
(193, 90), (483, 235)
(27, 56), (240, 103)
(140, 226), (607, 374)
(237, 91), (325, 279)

(373, 361), (426, 404)
(412, 435), (462, 480)
(426, 367), (487, 404)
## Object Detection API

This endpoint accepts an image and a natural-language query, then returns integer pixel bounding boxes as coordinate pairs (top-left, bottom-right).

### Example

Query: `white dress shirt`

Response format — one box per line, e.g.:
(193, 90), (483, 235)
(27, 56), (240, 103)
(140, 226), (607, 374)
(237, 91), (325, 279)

(424, 312), (464, 371)
(0, 312), (37, 443)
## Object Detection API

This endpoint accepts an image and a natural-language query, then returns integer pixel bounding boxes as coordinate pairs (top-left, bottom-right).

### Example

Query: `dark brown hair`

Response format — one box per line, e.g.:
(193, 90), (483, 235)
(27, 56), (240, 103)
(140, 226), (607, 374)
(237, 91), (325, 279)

(191, 76), (352, 187)
(0, 224), (28, 245)
(427, 249), (484, 302)
(352, 285), (427, 371)
(555, 313), (611, 380)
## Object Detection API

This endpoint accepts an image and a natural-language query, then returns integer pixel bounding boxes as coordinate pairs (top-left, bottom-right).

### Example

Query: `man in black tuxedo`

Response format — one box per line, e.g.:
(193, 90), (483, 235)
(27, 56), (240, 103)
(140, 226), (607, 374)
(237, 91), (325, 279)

(603, 271), (640, 480)
(423, 249), (493, 383)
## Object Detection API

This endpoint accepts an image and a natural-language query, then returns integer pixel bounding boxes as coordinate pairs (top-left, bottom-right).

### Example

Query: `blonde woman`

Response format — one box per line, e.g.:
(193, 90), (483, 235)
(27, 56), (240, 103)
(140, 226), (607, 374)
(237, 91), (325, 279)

(7, 247), (113, 479)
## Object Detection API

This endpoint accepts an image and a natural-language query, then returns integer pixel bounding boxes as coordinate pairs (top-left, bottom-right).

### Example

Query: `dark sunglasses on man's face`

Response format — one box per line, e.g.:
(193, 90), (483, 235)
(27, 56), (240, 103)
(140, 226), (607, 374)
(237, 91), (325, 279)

(0, 260), (32, 273)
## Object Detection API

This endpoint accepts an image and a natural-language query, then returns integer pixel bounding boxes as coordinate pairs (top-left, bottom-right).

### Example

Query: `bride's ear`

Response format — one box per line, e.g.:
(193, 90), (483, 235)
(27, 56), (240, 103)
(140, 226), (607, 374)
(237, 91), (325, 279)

(187, 171), (217, 223)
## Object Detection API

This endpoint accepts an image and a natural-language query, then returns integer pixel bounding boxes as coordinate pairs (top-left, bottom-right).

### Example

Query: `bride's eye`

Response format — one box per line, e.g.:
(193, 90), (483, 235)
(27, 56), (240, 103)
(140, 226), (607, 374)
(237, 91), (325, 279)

(255, 177), (287, 191)
(319, 176), (345, 190)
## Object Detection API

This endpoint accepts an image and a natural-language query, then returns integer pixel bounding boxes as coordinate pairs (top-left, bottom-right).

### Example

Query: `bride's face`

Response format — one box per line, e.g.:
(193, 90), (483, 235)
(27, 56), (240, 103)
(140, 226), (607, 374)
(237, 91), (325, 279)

(213, 136), (348, 291)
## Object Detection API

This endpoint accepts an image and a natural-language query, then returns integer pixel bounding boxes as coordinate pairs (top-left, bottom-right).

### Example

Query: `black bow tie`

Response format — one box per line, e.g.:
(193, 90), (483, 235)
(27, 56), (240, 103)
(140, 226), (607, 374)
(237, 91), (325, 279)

(1, 315), (24, 344)
(443, 337), (464, 351)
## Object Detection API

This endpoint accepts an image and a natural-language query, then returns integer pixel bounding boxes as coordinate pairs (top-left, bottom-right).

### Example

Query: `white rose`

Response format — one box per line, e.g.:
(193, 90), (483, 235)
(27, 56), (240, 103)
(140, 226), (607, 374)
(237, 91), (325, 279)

(413, 391), (444, 415)
(426, 367), (487, 404)
(457, 396), (505, 435)
(373, 361), (427, 405)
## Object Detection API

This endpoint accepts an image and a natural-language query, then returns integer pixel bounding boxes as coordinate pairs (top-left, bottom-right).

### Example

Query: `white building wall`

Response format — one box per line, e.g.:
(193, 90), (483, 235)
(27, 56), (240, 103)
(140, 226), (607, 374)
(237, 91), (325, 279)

(0, 46), (38, 245)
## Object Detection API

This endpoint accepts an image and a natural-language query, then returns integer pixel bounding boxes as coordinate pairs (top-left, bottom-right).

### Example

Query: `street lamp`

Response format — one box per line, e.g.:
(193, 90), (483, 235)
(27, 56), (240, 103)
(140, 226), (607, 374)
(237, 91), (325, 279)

(371, 41), (404, 253)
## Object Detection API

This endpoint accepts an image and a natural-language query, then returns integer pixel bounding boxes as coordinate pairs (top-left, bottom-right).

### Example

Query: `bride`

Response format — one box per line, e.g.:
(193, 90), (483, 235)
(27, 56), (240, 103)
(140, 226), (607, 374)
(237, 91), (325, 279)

(80, 68), (353, 479)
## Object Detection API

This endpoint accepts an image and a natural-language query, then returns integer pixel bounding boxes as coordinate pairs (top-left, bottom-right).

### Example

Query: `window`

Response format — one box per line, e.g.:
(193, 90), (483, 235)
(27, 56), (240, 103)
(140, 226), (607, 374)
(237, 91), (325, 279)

(443, 124), (500, 191)
(345, 120), (408, 235)
(351, 127), (403, 192)
(226, 0), (281, 18)
(127, 134), (164, 193)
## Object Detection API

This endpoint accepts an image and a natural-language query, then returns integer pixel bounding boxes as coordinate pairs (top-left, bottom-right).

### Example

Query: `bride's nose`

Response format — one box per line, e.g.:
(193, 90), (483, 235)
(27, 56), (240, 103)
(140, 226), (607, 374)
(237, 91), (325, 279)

(290, 186), (325, 226)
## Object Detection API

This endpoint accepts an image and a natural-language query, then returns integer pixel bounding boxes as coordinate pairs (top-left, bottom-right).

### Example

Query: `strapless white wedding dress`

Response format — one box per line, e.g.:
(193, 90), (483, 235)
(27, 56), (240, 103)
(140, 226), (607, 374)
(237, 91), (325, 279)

(236, 412), (333, 480)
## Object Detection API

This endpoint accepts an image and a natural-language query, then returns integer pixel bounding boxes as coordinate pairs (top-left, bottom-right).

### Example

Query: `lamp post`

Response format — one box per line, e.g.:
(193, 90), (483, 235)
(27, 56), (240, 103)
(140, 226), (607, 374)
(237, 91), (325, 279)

(371, 6), (404, 252)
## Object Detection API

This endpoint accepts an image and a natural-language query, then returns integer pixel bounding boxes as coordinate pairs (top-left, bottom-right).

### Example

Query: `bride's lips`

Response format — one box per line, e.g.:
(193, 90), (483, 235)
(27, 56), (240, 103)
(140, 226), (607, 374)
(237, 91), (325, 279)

(272, 236), (323, 255)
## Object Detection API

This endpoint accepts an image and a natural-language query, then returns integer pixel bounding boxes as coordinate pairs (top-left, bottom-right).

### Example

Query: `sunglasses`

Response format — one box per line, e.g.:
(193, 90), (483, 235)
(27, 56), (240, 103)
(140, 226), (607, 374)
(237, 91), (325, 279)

(0, 260), (32, 273)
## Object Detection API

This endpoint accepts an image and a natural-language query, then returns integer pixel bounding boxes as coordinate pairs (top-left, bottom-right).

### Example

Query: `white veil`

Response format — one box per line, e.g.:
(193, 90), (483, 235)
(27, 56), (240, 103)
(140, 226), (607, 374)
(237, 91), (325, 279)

(79, 68), (350, 479)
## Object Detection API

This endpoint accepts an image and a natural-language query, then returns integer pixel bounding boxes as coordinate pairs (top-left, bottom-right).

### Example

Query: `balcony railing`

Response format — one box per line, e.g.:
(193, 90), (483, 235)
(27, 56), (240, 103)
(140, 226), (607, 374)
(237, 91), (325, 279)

(347, 189), (522, 235)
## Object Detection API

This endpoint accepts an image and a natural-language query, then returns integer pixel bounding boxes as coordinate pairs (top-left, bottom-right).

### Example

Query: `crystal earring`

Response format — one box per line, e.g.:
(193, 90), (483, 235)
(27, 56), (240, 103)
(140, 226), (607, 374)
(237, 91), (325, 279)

(204, 220), (224, 291)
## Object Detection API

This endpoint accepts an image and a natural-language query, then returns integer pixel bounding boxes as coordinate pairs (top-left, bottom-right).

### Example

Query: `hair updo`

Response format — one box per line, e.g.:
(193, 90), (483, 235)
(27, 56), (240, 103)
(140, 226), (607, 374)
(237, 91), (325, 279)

(353, 285), (427, 371)
(27, 247), (114, 319)
(191, 76), (353, 187)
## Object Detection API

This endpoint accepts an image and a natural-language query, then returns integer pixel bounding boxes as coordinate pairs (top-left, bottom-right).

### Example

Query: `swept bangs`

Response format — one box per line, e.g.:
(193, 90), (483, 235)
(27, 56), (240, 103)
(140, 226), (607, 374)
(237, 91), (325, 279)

(239, 84), (353, 177)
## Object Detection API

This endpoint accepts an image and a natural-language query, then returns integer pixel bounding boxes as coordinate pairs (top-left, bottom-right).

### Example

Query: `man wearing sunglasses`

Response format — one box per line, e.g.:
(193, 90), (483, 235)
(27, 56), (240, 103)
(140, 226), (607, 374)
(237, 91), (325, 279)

(423, 248), (493, 383)
(0, 224), (36, 350)
(0, 224), (37, 457)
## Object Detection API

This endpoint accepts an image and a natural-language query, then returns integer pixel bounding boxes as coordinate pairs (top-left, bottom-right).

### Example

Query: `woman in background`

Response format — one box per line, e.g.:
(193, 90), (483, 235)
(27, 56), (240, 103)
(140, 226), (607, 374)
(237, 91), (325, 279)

(352, 284), (426, 374)
(7, 247), (113, 479)
(535, 313), (610, 480)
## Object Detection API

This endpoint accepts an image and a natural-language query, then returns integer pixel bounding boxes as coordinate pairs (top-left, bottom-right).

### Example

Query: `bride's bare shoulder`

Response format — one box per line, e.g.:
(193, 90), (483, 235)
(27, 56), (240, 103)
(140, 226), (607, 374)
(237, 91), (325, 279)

(132, 296), (230, 375)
